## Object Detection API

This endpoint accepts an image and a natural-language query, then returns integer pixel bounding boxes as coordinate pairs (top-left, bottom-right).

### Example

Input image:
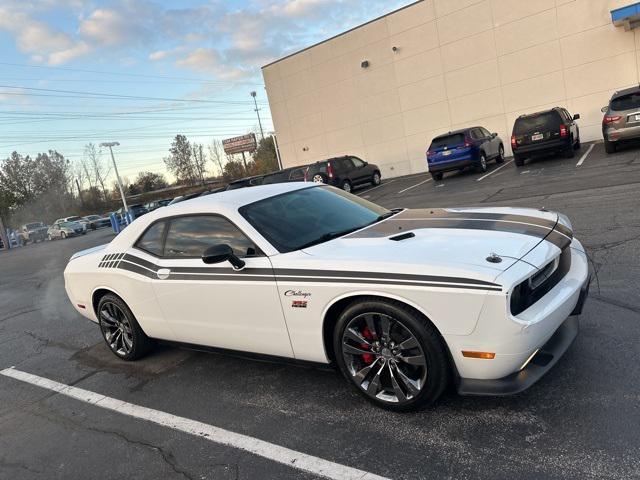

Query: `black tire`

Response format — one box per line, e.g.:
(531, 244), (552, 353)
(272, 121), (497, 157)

(97, 293), (154, 361)
(514, 154), (524, 167)
(371, 171), (381, 186)
(476, 152), (488, 172)
(604, 138), (616, 154)
(564, 138), (575, 158)
(333, 298), (450, 411)
(431, 172), (443, 181)
(341, 180), (352, 193)
(574, 136), (581, 150)
(495, 145), (505, 164)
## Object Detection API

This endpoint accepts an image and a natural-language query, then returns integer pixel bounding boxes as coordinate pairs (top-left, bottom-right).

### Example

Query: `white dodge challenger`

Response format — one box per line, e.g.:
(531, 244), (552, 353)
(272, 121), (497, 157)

(64, 183), (590, 410)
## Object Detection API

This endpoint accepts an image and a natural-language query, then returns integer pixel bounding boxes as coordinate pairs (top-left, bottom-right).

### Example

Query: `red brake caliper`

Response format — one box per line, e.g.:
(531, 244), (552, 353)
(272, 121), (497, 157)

(361, 327), (375, 364)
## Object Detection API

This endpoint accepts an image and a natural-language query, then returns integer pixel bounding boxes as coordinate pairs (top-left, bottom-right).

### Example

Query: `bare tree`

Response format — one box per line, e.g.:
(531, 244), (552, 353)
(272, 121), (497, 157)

(84, 143), (111, 201)
(191, 143), (207, 185)
(208, 139), (227, 177)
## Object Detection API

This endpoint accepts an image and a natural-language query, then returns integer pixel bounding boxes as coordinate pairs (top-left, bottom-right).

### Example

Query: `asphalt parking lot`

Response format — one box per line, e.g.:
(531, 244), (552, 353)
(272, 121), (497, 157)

(1, 140), (639, 479)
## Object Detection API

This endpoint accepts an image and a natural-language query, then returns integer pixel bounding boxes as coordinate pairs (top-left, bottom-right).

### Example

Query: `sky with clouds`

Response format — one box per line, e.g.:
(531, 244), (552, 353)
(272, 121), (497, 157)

(0, 0), (411, 183)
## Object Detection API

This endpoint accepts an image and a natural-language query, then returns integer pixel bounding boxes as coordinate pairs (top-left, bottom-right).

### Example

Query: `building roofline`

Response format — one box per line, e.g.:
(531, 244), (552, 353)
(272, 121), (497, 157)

(261, 0), (423, 69)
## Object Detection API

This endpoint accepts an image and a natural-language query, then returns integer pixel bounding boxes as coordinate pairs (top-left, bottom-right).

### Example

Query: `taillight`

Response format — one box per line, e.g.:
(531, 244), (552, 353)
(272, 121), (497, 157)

(559, 124), (568, 137)
(511, 135), (517, 148)
(463, 136), (472, 148)
(603, 115), (621, 124)
(327, 162), (334, 179)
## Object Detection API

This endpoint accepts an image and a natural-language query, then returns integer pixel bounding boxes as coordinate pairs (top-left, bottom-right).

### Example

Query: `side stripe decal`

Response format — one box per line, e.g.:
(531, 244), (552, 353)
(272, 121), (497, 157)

(115, 254), (502, 292)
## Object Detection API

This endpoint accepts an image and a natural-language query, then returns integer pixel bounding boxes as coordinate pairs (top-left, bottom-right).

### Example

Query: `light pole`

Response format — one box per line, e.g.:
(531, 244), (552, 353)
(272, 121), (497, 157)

(100, 142), (129, 215)
(250, 91), (265, 140)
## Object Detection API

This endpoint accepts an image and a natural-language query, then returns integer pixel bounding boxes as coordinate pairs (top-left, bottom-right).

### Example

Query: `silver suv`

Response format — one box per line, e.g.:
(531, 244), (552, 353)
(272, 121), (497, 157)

(602, 86), (640, 153)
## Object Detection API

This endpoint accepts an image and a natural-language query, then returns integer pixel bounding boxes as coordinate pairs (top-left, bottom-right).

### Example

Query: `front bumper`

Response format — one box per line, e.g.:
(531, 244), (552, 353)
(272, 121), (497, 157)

(448, 242), (589, 395)
(457, 315), (579, 395)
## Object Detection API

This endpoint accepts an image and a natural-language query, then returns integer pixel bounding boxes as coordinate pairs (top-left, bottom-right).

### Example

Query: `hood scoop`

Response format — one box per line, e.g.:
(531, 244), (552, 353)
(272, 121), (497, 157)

(389, 232), (415, 242)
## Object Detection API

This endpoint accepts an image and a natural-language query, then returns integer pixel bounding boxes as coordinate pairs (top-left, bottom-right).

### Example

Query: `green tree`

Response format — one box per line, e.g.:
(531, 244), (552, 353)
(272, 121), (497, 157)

(251, 136), (279, 175)
(133, 171), (168, 193)
(165, 134), (197, 185)
(223, 160), (246, 181)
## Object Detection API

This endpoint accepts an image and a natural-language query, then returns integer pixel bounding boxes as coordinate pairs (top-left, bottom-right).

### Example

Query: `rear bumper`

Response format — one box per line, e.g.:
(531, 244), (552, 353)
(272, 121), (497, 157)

(513, 138), (570, 157)
(604, 124), (640, 142)
(428, 157), (476, 173)
(457, 315), (579, 396)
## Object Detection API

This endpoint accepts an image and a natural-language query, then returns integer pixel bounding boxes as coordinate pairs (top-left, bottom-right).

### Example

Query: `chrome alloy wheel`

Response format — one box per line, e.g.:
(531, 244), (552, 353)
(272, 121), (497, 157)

(341, 313), (427, 404)
(312, 174), (325, 184)
(99, 301), (134, 357)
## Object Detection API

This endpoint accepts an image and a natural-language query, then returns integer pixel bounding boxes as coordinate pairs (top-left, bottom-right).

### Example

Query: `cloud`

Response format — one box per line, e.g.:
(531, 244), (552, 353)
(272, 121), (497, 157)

(0, 5), (91, 65)
(176, 48), (247, 81)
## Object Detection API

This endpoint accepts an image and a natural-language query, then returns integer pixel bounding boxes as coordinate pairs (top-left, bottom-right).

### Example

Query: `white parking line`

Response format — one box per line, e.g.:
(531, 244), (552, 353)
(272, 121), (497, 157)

(397, 177), (432, 194)
(576, 144), (595, 167)
(0, 367), (389, 480)
(358, 178), (399, 195)
(476, 159), (514, 182)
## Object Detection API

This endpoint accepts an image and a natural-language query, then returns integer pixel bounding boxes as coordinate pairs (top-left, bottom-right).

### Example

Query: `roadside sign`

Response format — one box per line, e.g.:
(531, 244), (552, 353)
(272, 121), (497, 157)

(223, 133), (257, 155)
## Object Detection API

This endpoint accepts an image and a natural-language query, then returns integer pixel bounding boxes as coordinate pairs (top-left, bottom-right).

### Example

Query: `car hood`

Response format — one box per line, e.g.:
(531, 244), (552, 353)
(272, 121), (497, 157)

(302, 207), (571, 282)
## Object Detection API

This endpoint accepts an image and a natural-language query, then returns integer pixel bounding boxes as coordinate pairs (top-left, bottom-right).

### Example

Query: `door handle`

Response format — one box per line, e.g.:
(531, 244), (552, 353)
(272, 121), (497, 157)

(157, 268), (171, 280)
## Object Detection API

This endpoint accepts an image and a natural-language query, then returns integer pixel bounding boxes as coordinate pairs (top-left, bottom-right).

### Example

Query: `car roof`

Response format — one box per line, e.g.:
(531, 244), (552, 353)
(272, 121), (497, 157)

(432, 127), (479, 139)
(168, 182), (311, 210)
(517, 107), (563, 119)
(611, 85), (640, 100)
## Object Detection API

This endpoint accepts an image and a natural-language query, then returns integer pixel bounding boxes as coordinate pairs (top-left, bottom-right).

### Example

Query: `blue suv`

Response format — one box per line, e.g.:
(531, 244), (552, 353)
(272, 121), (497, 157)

(426, 127), (504, 180)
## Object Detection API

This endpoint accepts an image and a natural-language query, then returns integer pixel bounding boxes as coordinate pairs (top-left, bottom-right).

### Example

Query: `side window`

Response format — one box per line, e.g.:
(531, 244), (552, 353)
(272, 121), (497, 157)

(164, 216), (258, 258)
(480, 127), (492, 138)
(469, 129), (480, 140)
(350, 157), (365, 168)
(135, 221), (166, 256)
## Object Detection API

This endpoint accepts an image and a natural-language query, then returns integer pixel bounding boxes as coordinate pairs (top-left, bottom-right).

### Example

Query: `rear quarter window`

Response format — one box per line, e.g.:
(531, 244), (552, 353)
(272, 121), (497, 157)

(611, 92), (640, 111)
(135, 221), (167, 256)
(513, 111), (561, 134)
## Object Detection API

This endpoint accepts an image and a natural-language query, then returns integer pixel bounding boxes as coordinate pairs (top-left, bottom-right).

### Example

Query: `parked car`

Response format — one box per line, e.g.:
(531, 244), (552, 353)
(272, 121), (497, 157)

(304, 156), (381, 192)
(56, 216), (88, 232)
(261, 166), (308, 185)
(83, 215), (111, 230)
(64, 183), (589, 411)
(226, 175), (265, 190)
(511, 107), (580, 166)
(144, 199), (171, 212)
(48, 221), (84, 240)
(115, 204), (148, 222)
(426, 127), (504, 181)
(602, 85), (640, 153)
(18, 222), (48, 245)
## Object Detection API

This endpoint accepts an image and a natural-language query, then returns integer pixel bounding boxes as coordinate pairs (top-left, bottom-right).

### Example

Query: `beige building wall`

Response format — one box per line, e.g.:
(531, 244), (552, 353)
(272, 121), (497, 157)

(263, 0), (640, 178)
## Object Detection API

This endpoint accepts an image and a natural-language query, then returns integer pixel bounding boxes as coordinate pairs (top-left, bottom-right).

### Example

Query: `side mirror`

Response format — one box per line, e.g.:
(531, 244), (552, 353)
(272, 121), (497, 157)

(601, 106), (608, 113)
(202, 244), (245, 270)
(491, 132), (498, 138)
(573, 113), (580, 120)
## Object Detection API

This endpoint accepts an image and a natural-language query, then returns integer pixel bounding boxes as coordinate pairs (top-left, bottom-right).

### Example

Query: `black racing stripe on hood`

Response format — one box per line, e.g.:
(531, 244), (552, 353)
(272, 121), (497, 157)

(397, 208), (561, 230)
(347, 217), (553, 240)
(543, 230), (572, 250)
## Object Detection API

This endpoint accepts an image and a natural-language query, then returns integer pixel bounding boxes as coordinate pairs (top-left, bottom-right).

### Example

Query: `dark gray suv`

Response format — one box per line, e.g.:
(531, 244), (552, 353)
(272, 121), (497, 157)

(602, 86), (640, 153)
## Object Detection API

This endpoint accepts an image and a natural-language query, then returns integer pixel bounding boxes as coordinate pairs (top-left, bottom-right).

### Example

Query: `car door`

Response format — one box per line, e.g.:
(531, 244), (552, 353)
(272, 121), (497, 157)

(134, 214), (294, 358)
(349, 157), (370, 184)
(479, 127), (496, 157)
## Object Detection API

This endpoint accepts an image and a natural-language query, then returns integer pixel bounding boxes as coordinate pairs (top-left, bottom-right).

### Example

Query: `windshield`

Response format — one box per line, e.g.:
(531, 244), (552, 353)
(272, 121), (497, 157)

(66, 216), (82, 222)
(239, 186), (390, 253)
(26, 223), (42, 229)
(60, 222), (74, 228)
